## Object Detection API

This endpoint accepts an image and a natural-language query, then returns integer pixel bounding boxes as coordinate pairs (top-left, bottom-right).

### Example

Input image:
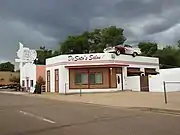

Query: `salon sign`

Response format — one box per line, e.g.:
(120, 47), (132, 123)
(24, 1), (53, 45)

(68, 54), (105, 61)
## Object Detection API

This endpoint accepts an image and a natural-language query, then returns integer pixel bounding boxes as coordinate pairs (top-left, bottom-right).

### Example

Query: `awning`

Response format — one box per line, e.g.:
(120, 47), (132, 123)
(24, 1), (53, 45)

(65, 63), (129, 69)
(127, 67), (143, 74)
(146, 70), (159, 74)
(127, 70), (143, 74)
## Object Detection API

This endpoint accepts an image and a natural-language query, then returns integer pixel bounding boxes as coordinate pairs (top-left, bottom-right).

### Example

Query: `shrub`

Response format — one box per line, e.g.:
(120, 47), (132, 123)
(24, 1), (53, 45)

(34, 83), (41, 94)
(34, 76), (45, 94)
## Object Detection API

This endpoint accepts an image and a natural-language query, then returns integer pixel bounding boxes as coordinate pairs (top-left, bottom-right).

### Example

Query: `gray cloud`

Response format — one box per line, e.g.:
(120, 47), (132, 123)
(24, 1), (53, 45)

(0, 0), (180, 64)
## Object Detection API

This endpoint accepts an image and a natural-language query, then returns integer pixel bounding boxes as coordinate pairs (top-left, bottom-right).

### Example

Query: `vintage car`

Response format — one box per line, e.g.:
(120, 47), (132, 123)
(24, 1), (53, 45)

(103, 44), (141, 57)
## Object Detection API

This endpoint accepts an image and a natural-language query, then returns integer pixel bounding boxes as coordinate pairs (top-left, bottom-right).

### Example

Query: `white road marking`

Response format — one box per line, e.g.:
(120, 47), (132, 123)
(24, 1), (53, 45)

(19, 110), (56, 124)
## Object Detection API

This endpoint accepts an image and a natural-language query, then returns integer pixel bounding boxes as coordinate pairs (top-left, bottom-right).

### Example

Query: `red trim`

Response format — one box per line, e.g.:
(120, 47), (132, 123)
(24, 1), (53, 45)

(108, 68), (111, 88)
(54, 69), (59, 93)
(121, 72), (124, 91)
(47, 70), (50, 92)
(88, 69), (90, 88)
(65, 64), (128, 69)
(69, 69), (71, 89)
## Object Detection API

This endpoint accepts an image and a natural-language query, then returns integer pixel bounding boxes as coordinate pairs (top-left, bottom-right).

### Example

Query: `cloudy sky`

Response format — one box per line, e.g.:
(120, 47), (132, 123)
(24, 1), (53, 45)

(0, 0), (180, 64)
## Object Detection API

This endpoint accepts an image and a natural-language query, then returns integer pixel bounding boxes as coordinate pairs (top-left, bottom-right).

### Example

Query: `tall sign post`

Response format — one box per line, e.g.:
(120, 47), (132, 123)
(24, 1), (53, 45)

(15, 42), (37, 88)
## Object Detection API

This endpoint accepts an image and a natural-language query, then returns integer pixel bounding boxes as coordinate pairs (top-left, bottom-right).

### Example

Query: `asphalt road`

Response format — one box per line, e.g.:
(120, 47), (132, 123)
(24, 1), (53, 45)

(0, 93), (180, 135)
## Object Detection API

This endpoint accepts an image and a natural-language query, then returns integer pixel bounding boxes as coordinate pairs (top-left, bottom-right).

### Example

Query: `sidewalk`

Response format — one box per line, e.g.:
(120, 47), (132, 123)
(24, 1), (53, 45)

(0, 90), (28, 95)
(28, 91), (180, 112)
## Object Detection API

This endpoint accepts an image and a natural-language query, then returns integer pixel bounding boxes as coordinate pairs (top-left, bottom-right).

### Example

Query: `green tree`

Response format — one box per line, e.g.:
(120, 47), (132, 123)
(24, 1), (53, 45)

(35, 46), (57, 65)
(37, 76), (45, 86)
(137, 40), (180, 69)
(0, 62), (15, 72)
(101, 26), (126, 47)
(177, 40), (180, 49)
(138, 42), (158, 57)
(60, 35), (89, 54)
(154, 46), (180, 69)
(34, 76), (45, 94)
(59, 26), (126, 54)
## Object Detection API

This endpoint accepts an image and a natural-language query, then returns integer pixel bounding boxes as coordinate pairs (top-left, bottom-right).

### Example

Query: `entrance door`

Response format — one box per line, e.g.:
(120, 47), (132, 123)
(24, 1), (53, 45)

(116, 74), (122, 90)
(55, 69), (59, 93)
(47, 70), (50, 92)
(140, 76), (149, 92)
(26, 78), (29, 91)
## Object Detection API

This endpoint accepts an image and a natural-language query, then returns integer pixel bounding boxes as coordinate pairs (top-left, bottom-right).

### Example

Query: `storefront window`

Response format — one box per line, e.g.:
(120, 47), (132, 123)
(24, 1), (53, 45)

(90, 73), (102, 84)
(75, 73), (88, 84)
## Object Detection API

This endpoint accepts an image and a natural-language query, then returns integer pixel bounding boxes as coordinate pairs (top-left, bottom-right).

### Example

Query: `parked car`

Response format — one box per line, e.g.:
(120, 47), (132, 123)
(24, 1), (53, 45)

(103, 44), (141, 57)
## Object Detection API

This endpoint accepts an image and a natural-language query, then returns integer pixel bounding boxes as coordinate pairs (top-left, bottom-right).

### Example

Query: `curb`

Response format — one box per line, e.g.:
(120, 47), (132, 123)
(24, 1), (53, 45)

(127, 107), (180, 115)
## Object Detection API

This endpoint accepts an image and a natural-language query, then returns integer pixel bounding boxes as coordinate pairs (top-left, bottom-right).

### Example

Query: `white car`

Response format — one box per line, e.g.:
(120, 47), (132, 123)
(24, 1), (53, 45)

(103, 44), (141, 57)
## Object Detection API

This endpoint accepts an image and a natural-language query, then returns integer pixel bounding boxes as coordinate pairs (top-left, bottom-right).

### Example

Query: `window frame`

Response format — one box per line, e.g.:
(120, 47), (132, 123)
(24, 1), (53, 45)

(75, 72), (88, 85)
(89, 72), (103, 85)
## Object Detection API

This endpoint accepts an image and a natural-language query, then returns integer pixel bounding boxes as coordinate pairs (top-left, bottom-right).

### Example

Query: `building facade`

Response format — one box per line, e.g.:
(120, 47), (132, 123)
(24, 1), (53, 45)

(15, 42), (45, 93)
(46, 53), (159, 94)
(21, 63), (45, 92)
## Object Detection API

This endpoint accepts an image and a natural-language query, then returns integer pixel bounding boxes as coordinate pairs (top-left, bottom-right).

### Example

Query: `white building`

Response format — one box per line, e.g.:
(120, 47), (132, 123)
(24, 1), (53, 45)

(15, 42), (45, 93)
(15, 43), (180, 93)
(46, 53), (159, 94)
(20, 63), (45, 92)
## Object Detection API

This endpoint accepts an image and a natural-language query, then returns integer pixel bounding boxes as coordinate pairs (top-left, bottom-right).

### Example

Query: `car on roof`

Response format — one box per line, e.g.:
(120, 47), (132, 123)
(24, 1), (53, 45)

(103, 44), (141, 57)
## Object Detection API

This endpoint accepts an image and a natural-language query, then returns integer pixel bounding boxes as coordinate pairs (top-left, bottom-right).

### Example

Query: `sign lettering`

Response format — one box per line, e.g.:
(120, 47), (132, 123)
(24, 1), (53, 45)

(68, 54), (104, 61)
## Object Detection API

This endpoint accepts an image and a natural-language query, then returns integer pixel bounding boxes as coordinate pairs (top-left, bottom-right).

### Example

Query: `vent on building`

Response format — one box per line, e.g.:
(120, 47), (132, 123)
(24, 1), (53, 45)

(111, 53), (116, 59)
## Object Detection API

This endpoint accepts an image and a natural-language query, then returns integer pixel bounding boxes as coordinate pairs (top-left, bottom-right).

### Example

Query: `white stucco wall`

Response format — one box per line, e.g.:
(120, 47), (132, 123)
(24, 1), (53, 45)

(46, 65), (69, 93)
(149, 75), (164, 92)
(149, 68), (180, 92)
(46, 53), (159, 69)
(59, 65), (69, 93)
(21, 63), (36, 93)
(126, 76), (140, 91)
(46, 53), (159, 94)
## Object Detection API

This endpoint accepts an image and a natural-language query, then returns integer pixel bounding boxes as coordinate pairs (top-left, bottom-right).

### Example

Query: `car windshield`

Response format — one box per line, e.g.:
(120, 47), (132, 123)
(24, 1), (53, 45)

(124, 45), (132, 48)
